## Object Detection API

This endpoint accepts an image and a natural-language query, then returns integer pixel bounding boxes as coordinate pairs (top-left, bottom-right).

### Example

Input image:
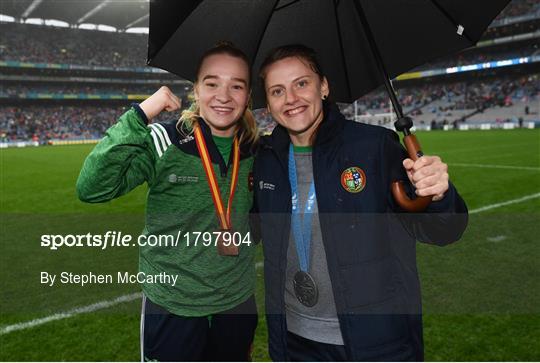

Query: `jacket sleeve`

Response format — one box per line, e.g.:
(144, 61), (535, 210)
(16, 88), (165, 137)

(383, 129), (468, 246)
(76, 106), (157, 203)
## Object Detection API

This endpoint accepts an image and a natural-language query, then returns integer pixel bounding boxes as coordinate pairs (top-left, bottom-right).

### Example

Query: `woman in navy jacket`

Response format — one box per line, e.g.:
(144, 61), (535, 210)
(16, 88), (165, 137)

(251, 44), (468, 361)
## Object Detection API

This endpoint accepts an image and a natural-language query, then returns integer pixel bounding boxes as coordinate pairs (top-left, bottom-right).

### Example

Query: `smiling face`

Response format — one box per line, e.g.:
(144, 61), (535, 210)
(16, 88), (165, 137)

(194, 53), (250, 137)
(264, 56), (329, 146)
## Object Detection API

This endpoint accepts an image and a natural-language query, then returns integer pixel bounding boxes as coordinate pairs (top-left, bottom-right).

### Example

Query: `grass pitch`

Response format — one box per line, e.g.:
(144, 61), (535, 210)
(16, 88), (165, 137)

(1, 129), (539, 361)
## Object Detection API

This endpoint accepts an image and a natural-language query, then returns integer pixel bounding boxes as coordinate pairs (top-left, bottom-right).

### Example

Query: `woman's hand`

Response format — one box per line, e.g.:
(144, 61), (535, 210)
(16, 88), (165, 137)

(139, 86), (182, 121)
(403, 155), (449, 202)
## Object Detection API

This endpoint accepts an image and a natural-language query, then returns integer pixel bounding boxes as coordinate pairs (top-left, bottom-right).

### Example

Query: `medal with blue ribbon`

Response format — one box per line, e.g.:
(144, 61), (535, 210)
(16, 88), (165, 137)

(288, 144), (319, 307)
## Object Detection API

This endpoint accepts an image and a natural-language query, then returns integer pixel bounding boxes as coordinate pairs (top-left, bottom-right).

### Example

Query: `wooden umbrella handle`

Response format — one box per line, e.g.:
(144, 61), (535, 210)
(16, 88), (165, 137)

(391, 134), (432, 212)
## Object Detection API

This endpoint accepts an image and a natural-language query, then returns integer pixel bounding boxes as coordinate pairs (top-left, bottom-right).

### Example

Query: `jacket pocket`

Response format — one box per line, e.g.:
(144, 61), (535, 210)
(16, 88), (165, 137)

(339, 255), (400, 309)
(343, 312), (415, 360)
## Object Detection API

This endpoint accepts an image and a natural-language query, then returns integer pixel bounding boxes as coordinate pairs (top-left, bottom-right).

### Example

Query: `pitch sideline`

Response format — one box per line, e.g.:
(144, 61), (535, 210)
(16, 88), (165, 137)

(448, 162), (540, 171)
(469, 192), (540, 214)
(0, 262), (265, 335)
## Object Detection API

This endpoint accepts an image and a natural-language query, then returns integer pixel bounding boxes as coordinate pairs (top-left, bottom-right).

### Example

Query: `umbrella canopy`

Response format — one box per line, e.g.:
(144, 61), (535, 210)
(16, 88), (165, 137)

(147, 0), (510, 109)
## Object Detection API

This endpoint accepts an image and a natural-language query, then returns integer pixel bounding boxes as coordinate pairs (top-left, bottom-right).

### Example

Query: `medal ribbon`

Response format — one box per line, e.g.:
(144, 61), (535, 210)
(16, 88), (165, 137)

(288, 144), (316, 273)
(193, 122), (240, 230)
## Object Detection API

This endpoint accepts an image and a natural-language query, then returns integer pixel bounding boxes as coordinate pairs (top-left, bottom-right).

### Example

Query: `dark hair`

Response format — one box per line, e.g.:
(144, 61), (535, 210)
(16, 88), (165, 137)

(195, 41), (251, 86)
(259, 44), (324, 84)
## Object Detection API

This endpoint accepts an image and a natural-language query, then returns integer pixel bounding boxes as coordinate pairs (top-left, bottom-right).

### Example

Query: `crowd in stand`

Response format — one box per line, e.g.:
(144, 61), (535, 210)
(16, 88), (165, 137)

(0, 104), (280, 142)
(0, 83), (186, 96)
(340, 74), (538, 124)
(0, 106), (123, 142)
(353, 82), (467, 114)
(2, 74), (537, 143)
(1, 0), (538, 142)
(416, 41), (538, 71)
(498, 0), (540, 18)
(0, 22), (147, 67)
(0, 105), (178, 143)
(483, 18), (539, 40)
(1, 0), (538, 68)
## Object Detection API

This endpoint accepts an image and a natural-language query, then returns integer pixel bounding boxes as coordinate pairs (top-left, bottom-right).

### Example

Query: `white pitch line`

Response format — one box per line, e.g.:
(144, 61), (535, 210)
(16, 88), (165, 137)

(0, 263), (266, 335)
(0, 292), (141, 335)
(449, 162), (540, 171)
(469, 192), (540, 214)
(3, 192), (540, 336)
(486, 235), (507, 242)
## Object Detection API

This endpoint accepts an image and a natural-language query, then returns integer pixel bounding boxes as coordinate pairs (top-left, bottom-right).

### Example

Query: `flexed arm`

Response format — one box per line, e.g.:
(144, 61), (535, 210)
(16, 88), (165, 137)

(76, 87), (181, 203)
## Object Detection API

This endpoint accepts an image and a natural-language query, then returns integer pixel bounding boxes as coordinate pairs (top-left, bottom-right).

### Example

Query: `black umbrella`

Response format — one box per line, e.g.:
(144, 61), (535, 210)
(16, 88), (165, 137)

(147, 0), (510, 210)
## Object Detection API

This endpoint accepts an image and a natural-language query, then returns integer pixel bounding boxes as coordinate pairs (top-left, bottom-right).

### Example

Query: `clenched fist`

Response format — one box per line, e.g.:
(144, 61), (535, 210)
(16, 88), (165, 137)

(139, 86), (182, 121)
(403, 155), (449, 202)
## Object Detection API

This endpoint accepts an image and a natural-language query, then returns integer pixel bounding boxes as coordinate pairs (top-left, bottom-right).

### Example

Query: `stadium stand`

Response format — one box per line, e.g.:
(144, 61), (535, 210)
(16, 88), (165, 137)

(498, 0), (540, 17)
(0, 83), (186, 95)
(0, 0), (538, 143)
(0, 105), (179, 143)
(0, 22), (147, 67)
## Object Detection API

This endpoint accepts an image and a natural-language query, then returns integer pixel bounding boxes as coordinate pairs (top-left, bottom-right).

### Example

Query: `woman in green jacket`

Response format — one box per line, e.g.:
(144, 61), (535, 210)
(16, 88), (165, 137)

(76, 42), (259, 361)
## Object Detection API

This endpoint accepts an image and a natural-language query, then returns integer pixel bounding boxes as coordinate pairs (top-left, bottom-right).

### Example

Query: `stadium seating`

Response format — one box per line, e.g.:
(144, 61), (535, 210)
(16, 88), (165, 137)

(0, 0), (538, 142)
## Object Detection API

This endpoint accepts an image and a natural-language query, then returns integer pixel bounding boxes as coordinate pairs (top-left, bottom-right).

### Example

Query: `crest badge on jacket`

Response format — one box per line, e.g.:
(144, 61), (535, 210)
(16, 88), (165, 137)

(341, 167), (366, 193)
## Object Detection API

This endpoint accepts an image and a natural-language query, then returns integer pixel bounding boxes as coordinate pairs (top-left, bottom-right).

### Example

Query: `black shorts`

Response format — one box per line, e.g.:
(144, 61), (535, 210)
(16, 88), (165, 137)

(141, 295), (258, 362)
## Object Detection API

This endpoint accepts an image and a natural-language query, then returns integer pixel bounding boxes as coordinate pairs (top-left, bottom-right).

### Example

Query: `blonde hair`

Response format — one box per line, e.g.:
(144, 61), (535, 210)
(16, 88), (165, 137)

(176, 42), (259, 148)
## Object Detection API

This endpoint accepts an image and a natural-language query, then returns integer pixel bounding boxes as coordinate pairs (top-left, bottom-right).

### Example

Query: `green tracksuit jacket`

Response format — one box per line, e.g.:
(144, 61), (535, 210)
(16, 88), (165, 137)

(76, 105), (256, 316)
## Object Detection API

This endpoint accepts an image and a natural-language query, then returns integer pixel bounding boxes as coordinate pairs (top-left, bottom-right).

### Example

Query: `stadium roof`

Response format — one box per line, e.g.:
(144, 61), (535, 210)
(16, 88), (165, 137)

(0, 0), (150, 31)
(1, 0), (538, 32)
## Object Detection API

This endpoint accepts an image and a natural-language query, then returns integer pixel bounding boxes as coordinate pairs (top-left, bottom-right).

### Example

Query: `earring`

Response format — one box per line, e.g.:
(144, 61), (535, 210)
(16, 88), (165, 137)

(322, 94), (328, 100)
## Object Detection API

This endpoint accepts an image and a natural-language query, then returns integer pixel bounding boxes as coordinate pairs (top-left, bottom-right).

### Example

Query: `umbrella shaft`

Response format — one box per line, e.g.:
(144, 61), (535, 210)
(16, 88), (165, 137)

(384, 79), (403, 119)
(353, 1), (404, 119)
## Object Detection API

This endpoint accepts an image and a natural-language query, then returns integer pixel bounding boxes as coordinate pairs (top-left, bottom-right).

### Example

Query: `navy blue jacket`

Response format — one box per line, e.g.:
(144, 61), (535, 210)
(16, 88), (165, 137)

(251, 102), (468, 361)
